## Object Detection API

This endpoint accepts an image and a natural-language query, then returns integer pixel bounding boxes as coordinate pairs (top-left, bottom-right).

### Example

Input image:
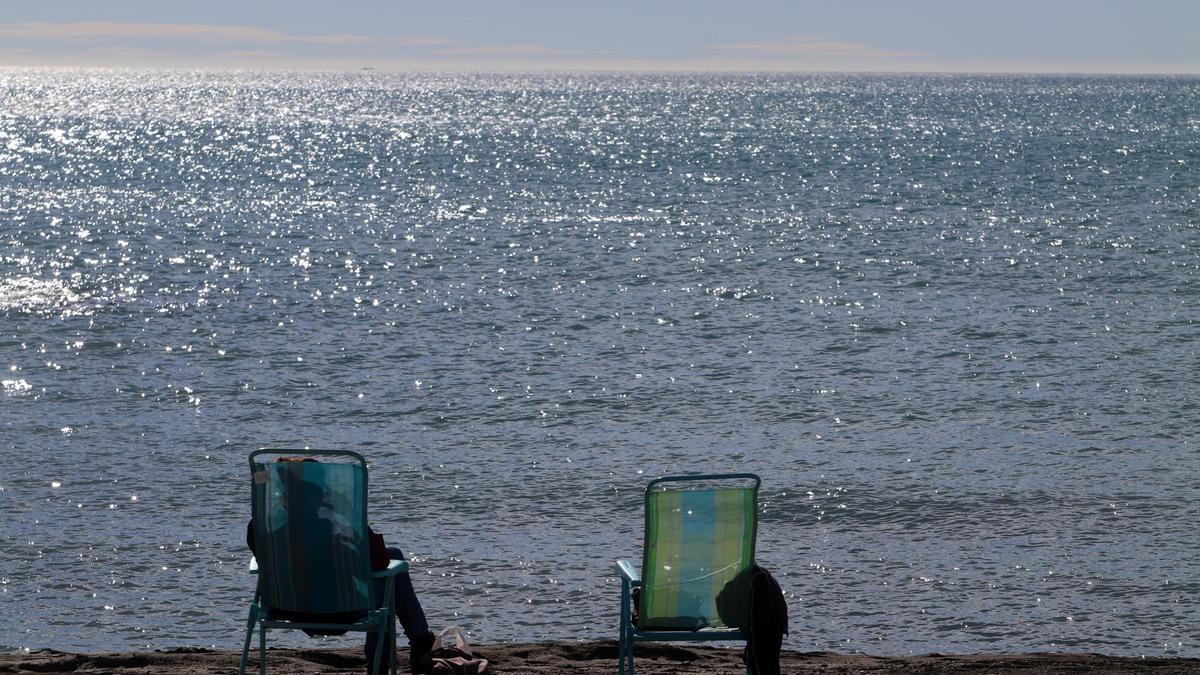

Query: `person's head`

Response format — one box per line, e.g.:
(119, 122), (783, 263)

(276, 457), (329, 511)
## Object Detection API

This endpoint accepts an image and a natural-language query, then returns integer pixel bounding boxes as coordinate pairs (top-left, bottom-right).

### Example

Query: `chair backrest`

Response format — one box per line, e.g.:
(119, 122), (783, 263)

(639, 474), (760, 630)
(249, 449), (374, 615)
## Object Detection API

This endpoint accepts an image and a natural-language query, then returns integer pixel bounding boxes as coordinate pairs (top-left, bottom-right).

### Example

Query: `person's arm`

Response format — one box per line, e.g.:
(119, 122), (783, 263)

(367, 526), (389, 570)
(246, 520), (256, 554)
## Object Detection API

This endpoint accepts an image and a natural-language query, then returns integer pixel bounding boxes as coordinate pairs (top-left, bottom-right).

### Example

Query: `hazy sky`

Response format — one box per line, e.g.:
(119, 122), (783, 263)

(1, 0), (1197, 73)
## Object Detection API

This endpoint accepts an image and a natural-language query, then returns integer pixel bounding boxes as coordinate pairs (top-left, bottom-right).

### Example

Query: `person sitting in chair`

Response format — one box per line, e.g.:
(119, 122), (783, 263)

(247, 457), (435, 675)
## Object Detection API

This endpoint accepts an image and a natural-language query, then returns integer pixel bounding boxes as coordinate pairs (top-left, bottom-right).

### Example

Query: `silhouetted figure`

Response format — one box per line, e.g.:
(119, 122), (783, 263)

(247, 457), (435, 674)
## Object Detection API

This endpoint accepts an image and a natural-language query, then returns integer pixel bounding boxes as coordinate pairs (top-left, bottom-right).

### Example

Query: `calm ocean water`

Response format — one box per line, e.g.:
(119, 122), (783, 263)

(0, 70), (1197, 657)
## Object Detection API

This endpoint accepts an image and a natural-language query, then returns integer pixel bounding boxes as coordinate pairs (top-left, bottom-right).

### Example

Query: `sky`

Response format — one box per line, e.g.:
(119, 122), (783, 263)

(0, 0), (1197, 73)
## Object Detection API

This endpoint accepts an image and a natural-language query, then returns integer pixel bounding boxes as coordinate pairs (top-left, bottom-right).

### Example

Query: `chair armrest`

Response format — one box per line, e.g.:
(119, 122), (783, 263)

(249, 556), (259, 574)
(373, 558), (409, 578)
(615, 559), (641, 583)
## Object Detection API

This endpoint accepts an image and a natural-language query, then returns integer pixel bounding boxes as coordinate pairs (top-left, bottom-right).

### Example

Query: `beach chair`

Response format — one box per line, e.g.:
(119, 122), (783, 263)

(615, 473), (761, 675)
(239, 449), (407, 675)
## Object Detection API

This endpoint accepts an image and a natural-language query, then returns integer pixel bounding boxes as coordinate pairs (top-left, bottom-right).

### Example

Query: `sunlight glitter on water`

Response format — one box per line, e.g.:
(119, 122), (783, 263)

(0, 278), (85, 313)
(0, 69), (1197, 656)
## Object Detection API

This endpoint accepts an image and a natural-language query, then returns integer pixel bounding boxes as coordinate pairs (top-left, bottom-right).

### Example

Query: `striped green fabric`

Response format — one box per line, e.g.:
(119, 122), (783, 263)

(251, 460), (372, 615)
(640, 487), (756, 630)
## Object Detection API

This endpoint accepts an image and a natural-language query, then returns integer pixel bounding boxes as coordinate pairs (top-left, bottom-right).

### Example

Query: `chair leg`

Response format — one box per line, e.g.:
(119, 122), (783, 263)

(618, 578), (634, 675)
(618, 624), (630, 675)
(383, 575), (397, 675)
(624, 629), (633, 672)
(238, 606), (257, 675)
(390, 615), (398, 675)
(618, 629), (629, 675)
(371, 622), (386, 675)
(617, 580), (625, 675)
(258, 624), (267, 675)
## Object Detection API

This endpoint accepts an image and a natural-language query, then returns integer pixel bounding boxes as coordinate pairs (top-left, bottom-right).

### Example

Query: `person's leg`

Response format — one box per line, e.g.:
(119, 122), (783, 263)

(386, 547), (430, 639)
(365, 547), (433, 675)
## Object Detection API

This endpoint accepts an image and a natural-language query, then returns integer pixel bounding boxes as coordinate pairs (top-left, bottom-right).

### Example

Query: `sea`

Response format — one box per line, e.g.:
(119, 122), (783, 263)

(0, 69), (1197, 657)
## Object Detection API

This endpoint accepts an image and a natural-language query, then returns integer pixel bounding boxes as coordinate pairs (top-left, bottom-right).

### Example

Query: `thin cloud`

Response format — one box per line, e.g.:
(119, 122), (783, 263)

(216, 50), (282, 59)
(713, 35), (932, 60)
(0, 22), (450, 47)
(436, 44), (566, 57)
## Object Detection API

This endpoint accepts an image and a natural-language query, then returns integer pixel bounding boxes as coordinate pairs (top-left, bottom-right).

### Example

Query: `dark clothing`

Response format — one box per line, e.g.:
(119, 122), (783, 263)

(246, 520), (430, 674)
(245, 521), (390, 571)
(366, 547), (430, 675)
(744, 564), (788, 675)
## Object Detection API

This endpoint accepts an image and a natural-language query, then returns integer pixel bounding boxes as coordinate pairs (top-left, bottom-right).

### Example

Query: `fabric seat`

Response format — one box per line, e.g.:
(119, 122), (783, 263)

(619, 473), (758, 672)
(239, 448), (408, 675)
(615, 473), (760, 675)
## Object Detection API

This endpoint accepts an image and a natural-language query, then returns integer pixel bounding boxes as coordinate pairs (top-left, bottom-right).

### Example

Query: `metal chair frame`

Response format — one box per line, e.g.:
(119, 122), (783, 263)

(615, 473), (761, 675)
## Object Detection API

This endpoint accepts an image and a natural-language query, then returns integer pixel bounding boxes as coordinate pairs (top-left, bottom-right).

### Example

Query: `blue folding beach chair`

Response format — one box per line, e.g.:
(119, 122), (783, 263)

(615, 473), (761, 675)
(239, 449), (407, 675)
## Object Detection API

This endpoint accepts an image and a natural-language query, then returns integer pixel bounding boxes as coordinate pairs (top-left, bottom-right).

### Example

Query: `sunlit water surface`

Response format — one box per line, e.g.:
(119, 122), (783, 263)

(1, 70), (1197, 656)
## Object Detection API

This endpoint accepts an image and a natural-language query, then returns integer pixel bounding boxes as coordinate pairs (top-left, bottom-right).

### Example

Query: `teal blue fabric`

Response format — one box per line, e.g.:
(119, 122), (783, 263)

(251, 460), (372, 615)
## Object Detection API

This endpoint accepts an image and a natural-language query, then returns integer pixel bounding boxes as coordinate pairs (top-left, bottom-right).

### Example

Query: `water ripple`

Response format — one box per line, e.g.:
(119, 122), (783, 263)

(0, 70), (1197, 656)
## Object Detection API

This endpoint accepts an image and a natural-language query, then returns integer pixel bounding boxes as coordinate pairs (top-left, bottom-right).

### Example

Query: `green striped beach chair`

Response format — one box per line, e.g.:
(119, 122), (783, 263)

(239, 449), (408, 675)
(615, 473), (761, 675)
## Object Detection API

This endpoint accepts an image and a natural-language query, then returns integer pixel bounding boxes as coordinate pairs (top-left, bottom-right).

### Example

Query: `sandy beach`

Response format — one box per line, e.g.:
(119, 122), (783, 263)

(3, 642), (1199, 674)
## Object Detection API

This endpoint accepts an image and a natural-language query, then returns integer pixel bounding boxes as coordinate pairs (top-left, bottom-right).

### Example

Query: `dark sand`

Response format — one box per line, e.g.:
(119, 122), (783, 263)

(2, 642), (1198, 674)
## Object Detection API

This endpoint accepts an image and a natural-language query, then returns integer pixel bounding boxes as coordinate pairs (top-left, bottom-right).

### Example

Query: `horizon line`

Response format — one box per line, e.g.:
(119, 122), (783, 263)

(1, 63), (1198, 77)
